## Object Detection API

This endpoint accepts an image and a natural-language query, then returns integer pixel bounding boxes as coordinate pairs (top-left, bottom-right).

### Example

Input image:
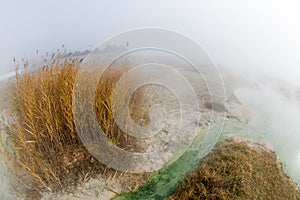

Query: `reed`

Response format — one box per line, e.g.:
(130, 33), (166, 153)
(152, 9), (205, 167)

(0, 52), (148, 195)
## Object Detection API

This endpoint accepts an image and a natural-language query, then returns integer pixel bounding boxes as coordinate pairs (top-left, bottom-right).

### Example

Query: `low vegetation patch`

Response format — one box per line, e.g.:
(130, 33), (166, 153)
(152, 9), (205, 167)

(168, 138), (300, 199)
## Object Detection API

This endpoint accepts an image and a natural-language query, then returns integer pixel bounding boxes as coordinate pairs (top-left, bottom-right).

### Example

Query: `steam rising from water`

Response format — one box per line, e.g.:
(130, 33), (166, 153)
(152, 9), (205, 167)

(235, 82), (300, 185)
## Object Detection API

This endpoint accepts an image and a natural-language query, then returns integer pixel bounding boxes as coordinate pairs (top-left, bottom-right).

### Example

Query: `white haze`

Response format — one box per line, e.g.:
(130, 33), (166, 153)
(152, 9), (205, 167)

(1, 0), (300, 86)
(1, 1), (300, 195)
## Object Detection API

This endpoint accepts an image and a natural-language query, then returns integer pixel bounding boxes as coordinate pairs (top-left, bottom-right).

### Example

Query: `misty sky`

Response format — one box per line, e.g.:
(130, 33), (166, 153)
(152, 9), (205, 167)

(1, 0), (300, 85)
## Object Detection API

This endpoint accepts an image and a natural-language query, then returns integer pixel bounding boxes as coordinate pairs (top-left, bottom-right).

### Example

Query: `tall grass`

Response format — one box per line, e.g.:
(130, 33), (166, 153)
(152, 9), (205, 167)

(0, 53), (148, 195)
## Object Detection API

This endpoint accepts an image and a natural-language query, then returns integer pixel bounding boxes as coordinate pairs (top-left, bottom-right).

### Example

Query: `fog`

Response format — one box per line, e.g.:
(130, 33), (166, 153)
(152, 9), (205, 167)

(1, 1), (300, 197)
(234, 83), (300, 185)
(1, 0), (300, 86)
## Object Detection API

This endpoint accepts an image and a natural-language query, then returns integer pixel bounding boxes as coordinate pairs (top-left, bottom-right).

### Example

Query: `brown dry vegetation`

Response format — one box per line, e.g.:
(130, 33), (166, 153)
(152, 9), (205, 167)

(0, 53), (149, 197)
(169, 138), (300, 200)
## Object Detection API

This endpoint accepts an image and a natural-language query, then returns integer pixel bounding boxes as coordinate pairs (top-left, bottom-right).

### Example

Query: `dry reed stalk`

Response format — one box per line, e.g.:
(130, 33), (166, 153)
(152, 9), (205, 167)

(0, 53), (149, 195)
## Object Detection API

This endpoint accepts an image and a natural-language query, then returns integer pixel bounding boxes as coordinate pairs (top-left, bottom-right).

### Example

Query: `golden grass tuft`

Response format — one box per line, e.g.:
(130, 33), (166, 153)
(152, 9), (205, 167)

(0, 53), (148, 196)
(168, 138), (300, 200)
